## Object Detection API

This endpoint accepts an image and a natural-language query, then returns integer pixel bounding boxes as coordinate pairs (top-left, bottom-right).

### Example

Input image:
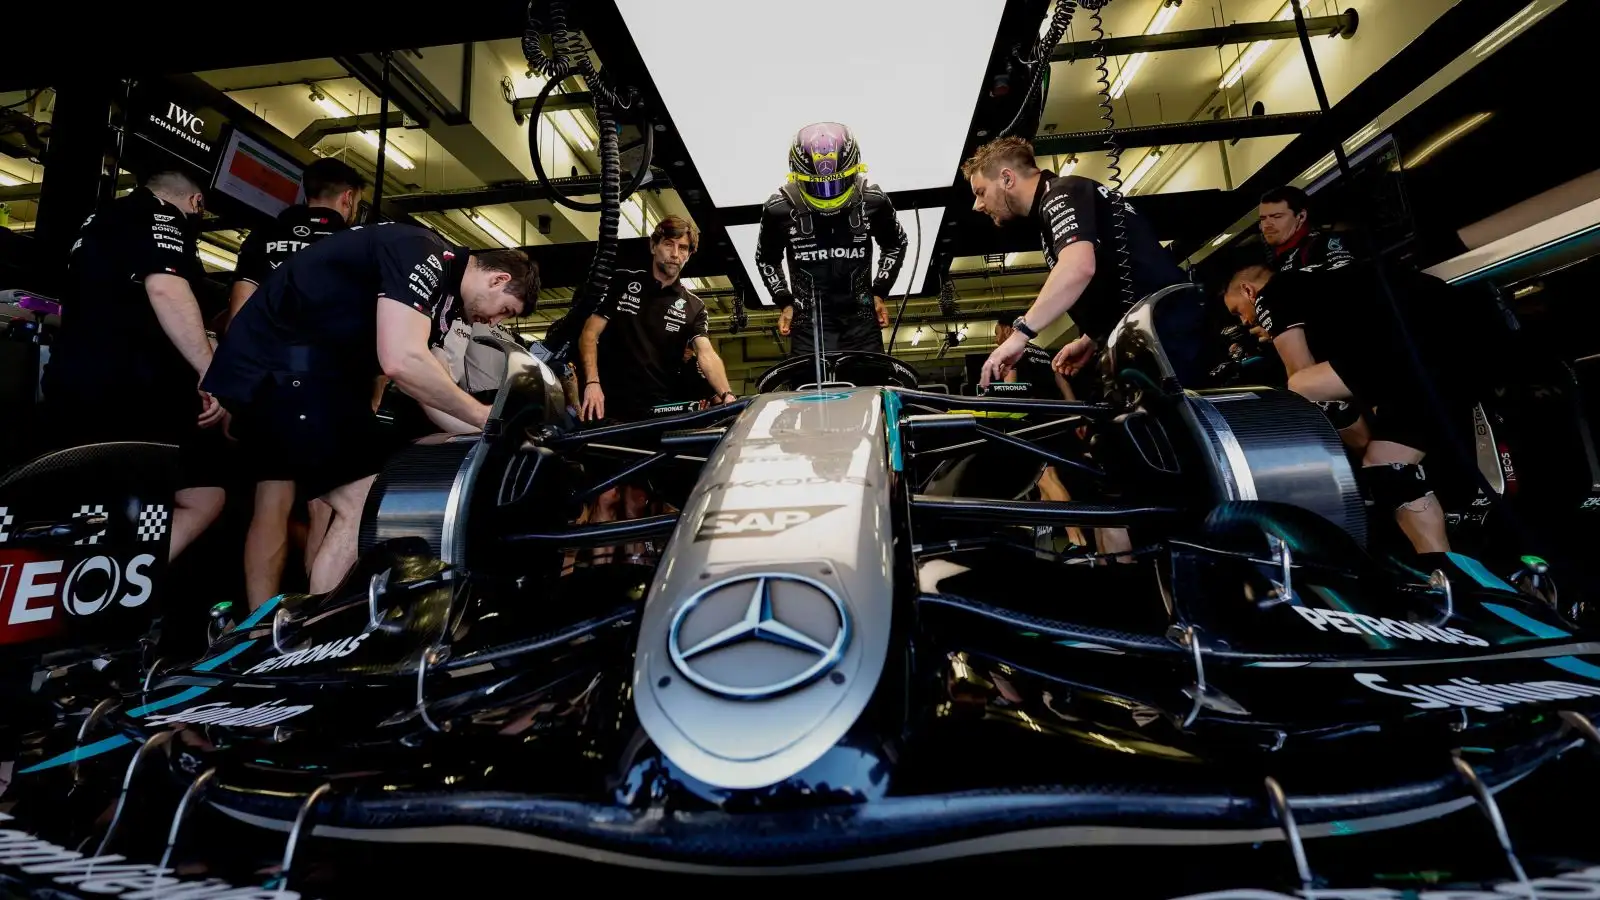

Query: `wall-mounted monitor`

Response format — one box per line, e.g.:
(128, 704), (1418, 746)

(212, 128), (306, 219)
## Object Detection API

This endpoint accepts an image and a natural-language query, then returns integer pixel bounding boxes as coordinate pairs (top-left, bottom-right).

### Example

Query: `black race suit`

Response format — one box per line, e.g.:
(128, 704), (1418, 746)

(591, 264), (710, 422)
(233, 205), (348, 291)
(1270, 226), (1356, 273)
(1029, 171), (1197, 382)
(755, 179), (907, 356)
(40, 187), (226, 488)
(1251, 262), (1462, 452)
(204, 222), (466, 498)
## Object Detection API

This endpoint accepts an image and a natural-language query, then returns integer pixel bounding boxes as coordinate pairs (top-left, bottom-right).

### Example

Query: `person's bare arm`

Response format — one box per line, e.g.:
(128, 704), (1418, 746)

(1270, 328), (1316, 378)
(1020, 241), (1096, 334)
(579, 315), (607, 386)
(692, 335), (735, 398)
(145, 273), (214, 376)
(226, 281), (257, 332)
(375, 301), (489, 430)
(1053, 369), (1076, 400)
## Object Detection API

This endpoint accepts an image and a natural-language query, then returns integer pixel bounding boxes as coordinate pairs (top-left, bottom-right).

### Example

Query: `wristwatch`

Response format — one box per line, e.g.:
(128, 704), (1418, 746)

(1011, 316), (1038, 339)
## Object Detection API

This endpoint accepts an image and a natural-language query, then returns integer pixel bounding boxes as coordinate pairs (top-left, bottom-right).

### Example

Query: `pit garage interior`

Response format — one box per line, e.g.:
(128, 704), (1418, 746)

(4, 0), (1600, 895)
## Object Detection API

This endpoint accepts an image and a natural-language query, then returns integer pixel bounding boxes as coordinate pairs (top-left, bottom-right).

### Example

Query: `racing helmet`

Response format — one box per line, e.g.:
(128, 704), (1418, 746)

(788, 122), (865, 213)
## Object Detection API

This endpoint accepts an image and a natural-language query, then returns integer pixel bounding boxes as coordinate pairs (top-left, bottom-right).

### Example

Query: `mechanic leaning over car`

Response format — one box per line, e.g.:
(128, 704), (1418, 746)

(1259, 185), (1355, 274)
(964, 137), (1196, 391)
(40, 168), (228, 562)
(578, 216), (736, 563)
(755, 122), (908, 357)
(223, 157), (369, 610)
(1222, 258), (1459, 555)
(203, 221), (535, 593)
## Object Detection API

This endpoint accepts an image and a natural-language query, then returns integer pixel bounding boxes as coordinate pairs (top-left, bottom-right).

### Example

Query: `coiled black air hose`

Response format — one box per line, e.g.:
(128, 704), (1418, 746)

(997, 0), (1078, 139)
(1081, 2), (1136, 317)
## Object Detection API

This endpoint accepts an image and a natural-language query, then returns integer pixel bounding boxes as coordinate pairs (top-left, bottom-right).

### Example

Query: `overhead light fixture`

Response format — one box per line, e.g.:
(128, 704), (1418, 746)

(1055, 155), (1079, 176)
(310, 86), (415, 170)
(1211, 232), (1234, 247)
(1403, 111), (1493, 169)
(0, 170), (23, 187)
(1110, 1), (1183, 100)
(911, 326), (923, 345)
(467, 210), (521, 249)
(1121, 149), (1163, 194)
(1219, 0), (1305, 90)
(615, 0), (1005, 207)
(1471, 1), (1555, 59)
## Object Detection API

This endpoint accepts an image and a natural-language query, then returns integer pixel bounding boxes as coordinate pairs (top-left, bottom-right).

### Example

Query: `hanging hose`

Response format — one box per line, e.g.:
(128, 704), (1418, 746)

(997, 0), (1078, 139)
(519, 0), (653, 366)
(1080, 2), (1137, 315)
(886, 203), (924, 349)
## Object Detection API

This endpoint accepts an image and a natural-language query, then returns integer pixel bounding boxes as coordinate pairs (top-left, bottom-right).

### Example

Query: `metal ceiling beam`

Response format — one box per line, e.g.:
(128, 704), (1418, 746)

(0, 173), (134, 204)
(386, 170), (674, 214)
(510, 92), (595, 117)
(1050, 10), (1358, 63)
(1170, 0), (1529, 262)
(294, 110), (408, 148)
(1033, 111), (1321, 155)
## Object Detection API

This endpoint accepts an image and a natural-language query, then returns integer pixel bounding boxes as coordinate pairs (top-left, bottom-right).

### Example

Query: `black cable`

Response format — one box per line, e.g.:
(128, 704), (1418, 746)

(1081, 3), (1136, 318)
(997, 0), (1078, 139)
(886, 202), (923, 349)
(542, 95), (621, 365)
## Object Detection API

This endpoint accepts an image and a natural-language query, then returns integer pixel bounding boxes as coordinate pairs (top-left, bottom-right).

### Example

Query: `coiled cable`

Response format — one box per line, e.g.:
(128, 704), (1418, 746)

(1081, 2), (1136, 317)
(997, 0), (1078, 139)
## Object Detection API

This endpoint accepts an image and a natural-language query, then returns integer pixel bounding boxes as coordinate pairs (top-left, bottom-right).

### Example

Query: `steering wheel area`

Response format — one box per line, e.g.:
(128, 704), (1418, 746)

(755, 351), (923, 393)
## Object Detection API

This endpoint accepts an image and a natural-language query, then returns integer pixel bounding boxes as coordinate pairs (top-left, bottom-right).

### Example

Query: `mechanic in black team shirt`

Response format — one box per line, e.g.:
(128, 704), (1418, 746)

(41, 168), (227, 562)
(962, 137), (1192, 389)
(755, 122), (908, 357)
(579, 216), (736, 423)
(578, 216), (736, 563)
(205, 222), (535, 593)
(1223, 259), (1455, 555)
(223, 157), (367, 610)
(990, 310), (1074, 400)
(1258, 185), (1355, 274)
(226, 158), (368, 328)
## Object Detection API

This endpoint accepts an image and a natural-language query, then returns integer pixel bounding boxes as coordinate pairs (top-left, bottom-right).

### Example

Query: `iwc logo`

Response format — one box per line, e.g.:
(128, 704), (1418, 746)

(668, 573), (850, 701)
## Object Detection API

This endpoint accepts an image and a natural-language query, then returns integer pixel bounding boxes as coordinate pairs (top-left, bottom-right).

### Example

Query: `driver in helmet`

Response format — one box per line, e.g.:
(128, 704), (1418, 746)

(755, 122), (909, 357)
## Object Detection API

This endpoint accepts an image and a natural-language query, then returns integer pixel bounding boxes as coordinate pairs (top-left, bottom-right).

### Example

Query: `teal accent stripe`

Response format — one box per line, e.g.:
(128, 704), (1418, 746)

(125, 685), (210, 717)
(192, 639), (256, 673)
(1480, 601), (1600, 682)
(1447, 553), (1517, 593)
(1482, 602), (1569, 639)
(18, 735), (137, 774)
(14, 607), (272, 777)
(882, 389), (904, 472)
(238, 594), (282, 630)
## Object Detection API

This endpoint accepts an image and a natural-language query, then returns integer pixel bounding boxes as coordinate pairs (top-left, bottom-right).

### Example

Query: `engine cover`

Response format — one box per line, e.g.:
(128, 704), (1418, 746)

(632, 389), (894, 790)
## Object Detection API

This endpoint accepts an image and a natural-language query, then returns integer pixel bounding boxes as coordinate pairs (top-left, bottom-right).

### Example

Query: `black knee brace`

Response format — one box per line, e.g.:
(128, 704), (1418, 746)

(1362, 462), (1434, 510)
(1315, 399), (1362, 430)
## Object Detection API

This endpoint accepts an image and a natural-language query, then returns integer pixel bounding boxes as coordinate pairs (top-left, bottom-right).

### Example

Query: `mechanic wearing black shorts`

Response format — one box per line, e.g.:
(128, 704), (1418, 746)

(578, 216), (736, 562)
(1223, 259), (1453, 554)
(40, 168), (228, 561)
(224, 157), (367, 610)
(963, 137), (1196, 391)
(204, 222), (535, 593)
(755, 122), (908, 357)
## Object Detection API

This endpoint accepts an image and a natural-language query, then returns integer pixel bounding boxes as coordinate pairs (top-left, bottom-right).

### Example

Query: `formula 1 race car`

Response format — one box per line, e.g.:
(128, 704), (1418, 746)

(2, 284), (1600, 898)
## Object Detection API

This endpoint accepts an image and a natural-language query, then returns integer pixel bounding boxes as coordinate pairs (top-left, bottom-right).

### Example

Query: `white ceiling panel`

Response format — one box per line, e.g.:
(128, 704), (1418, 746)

(729, 206), (944, 308)
(616, 0), (1005, 209)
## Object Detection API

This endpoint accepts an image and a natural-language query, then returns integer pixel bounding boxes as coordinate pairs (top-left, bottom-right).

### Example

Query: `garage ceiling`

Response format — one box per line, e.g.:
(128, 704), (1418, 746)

(0, 0), (1579, 389)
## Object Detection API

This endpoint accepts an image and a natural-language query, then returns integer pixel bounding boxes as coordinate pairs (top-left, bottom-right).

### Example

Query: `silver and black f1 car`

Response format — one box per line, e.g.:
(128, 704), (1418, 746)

(3, 285), (1599, 898)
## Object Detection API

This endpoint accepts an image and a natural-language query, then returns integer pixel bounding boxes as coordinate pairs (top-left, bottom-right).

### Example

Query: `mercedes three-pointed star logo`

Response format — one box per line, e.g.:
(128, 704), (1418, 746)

(667, 573), (850, 701)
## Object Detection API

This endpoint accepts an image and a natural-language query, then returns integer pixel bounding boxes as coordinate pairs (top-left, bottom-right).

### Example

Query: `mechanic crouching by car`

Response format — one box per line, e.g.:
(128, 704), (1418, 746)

(224, 157), (368, 610)
(203, 222), (535, 594)
(1259, 185), (1354, 274)
(578, 216), (736, 563)
(1222, 258), (1460, 555)
(756, 122), (907, 357)
(40, 168), (227, 562)
(963, 137), (1197, 391)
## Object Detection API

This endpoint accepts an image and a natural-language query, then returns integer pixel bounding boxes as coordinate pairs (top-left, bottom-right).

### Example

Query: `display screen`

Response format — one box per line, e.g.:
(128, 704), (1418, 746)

(212, 129), (305, 218)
